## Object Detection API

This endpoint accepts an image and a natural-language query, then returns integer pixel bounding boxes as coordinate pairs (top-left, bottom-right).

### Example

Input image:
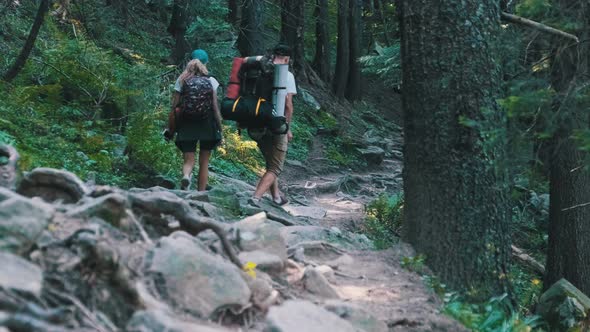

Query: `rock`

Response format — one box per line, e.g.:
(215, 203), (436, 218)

(239, 250), (284, 274)
(0, 144), (19, 190)
(287, 241), (345, 262)
(302, 268), (339, 299)
(185, 191), (210, 202)
(356, 146), (385, 166)
(280, 226), (331, 247)
(126, 310), (234, 332)
(17, 167), (90, 203)
(324, 300), (388, 332)
(299, 88), (321, 111)
(154, 175), (176, 190)
(0, 188), (54, 254)
(0, 252), (43, 296)
(315, 265), (335, 280)
(67, 193), (128, 227)
(283, 206), (327, 219)
(265, 300), (358, 332)
(234, 212), (288, 261)
(143, 232), (251, 318)
(537, 278), (590, 330)
(245, 272), (279, 310)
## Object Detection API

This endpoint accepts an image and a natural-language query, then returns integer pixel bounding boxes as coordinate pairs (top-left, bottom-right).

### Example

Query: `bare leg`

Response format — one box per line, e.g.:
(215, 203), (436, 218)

(197, 149), (211, 191)
(270, 178), (280, 200)
(182, 152), (196, 177)
(254, 172), (277, 199)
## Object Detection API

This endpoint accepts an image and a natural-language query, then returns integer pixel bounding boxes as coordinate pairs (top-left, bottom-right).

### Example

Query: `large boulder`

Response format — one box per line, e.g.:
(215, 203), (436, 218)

(0, 188), (54, 254)
(265, 300), (359, 332)
(17, 167), (90, 203)
(143, 232), (251, 318)
(0, 252), (43, 296)
(126, 310), (234, 332)
(302, 267), (339, 299)
(537, 278), (590, 330)
(356, 146), (385, 166)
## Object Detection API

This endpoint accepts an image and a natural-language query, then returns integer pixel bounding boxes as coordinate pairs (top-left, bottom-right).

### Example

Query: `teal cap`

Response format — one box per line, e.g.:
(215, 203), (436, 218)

(191, 49), (209, 64)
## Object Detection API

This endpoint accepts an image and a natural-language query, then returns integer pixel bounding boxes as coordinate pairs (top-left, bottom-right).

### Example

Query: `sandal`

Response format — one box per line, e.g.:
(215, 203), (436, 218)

(272, 195), (289, 206)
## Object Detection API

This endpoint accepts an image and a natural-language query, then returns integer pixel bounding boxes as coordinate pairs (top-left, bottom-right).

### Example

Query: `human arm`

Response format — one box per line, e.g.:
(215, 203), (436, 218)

(285, 93), (294, 142)
(212, 89), (223, 130)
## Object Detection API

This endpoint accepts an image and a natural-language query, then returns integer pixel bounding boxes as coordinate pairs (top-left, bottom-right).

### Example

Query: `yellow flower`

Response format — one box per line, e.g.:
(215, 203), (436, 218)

(242, 262), (257, 279)
(532, 279), (541, 286)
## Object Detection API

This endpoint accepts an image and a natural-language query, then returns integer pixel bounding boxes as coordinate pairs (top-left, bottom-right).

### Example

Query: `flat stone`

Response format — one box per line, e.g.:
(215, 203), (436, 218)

(324, 300), (388, 332)
(0, 252), (43, 296)
(265, 300), (357, 332)
(283, 206), (327, 219)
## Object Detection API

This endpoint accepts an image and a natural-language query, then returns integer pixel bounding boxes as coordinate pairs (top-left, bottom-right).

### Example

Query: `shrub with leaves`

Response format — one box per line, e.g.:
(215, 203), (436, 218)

(363, 193), (404, 249)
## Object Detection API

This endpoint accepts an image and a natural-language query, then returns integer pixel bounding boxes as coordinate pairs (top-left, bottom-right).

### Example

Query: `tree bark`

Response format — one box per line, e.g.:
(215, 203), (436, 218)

(400, 0), (510, 293)
(228, 0), (240, 27)
(280, 0), (306, 79)
(545, 1), (590, 295)
(237, 0), (265, 56)
(3, 0), (49, 82)
(346, 0), (362, 100)
(167, 0), (190, 65)
(312, 0), (330, 83)
(333, 0), (350, 98)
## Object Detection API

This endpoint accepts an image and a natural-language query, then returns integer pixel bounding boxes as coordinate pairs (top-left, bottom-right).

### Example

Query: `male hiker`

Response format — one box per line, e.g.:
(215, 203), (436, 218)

(248, 44), (297, 206)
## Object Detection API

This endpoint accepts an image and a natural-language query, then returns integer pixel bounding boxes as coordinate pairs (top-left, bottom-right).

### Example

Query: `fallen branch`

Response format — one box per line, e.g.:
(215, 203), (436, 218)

(501, 12), (580, 43)
(511, 245), (545, 275)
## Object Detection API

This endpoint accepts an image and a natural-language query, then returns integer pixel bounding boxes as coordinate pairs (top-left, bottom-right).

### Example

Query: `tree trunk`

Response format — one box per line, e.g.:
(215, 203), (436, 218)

(280, 0), (306, 79)
(3, 0), (49, 82)
(400, 0), (510, 293)
(375, 0), (391, 46)
(544, 1), (590, 295)
(167, 0), (190, 65)
(228, 0), (240, 27)
(312, 0), (330, 83)
(346, 0), (362, 100)
(332, 0), (350, 98)
(237, 0), (265, 56)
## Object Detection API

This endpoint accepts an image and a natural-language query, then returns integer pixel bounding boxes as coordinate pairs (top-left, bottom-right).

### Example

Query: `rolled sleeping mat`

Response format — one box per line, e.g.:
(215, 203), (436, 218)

(226, 57), (245, 99)
(272, 64), (289, 117)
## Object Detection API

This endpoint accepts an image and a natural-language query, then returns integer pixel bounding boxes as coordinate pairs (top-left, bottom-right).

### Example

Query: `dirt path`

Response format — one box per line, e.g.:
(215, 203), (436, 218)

(277, 134), (467, 331)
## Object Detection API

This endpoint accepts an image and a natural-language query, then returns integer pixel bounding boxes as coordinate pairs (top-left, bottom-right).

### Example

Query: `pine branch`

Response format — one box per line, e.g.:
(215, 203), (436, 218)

(501, 12), (580, 43)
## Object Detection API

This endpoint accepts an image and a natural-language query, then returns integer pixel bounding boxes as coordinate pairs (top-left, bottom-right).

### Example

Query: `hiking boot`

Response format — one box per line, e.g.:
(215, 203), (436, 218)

(180, 174), (192, 190)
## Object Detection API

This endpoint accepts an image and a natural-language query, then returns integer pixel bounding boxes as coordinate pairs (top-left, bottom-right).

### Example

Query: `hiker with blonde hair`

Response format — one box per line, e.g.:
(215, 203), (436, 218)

(165, 51), (222, 191)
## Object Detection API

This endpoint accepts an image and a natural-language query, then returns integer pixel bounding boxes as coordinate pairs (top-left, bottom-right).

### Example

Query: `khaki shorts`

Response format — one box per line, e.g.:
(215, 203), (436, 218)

(249, 128), (288, 176)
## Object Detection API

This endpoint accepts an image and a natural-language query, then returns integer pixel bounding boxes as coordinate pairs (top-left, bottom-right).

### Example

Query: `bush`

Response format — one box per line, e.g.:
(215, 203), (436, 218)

(363, 193), (404, 249)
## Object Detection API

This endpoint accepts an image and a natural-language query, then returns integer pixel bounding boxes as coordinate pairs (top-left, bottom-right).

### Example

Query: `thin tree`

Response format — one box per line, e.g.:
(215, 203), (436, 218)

(333, 0), (350, 98)
(346, 0), (362, 100)
(237, 0), (265, 56)
(167, 0), (190, 65)
(544, 1), (590, 294)
(228, 0), (240, 27)
(280, 0), (306, 79)
(400, 0), (510, 293)
(3, 0), (49, 82)
(312, 0), (330, 82)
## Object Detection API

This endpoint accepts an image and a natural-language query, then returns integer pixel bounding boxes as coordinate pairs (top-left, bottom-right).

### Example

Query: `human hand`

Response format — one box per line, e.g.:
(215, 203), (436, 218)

(287, 130), (293, 142)
(162, 128), (173, 142)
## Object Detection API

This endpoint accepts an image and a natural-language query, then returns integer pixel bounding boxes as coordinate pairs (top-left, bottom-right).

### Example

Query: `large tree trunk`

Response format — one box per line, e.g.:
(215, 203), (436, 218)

(280, 0), (306, 80)
(237, 0), (264, 56)
(167, 0), (190, 65)
(332, 0), (350, 98)
(3, 0), (49, 82)
(346, 0), (362, 100)
(544, 1), (590, 295)
(400, 0), (510, 293)
(312, 0), (330, 83)
(228, 0), (240, 27)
